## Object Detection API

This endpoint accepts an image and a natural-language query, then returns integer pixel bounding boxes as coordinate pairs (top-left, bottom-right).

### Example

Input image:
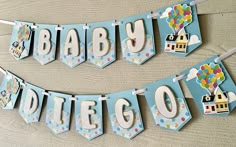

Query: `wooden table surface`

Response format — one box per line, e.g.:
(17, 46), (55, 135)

(0, 0), (235, 146)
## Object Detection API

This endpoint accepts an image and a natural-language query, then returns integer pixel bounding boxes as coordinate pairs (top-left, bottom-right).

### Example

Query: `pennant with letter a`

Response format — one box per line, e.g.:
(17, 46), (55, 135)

(75, 95), (103, 140)
(19, 82), (45, 123)
(157, 1), (202, 56)
(181, 55), (236, 115)
(60, 24), (86, 68)
(106, 89), (144, 139)
(0, 71), (22, 109)
(33, 24), (57, 65)
(9, 21), (33, 60)
(143, 75), (192, 131)
(119, 12), (156, 64)
(45, 92), (72, 134)
(87, 20), (116, 68)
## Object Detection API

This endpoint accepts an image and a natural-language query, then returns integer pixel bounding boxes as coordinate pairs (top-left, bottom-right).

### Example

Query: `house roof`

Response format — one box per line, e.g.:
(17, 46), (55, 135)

(166, 35), (178, 41)
(202, 95), (215, 102)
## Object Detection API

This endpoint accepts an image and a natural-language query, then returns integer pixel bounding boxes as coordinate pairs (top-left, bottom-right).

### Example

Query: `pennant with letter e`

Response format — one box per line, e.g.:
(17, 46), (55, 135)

(75, 95), (103, 140)
(45, 92), (72, 134)
(106, 89), (144, 139)
(143, 75), (192, 131)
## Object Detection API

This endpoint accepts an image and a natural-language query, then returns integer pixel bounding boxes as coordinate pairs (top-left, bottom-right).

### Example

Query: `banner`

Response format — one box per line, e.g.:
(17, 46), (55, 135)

(1, 0), (203, 68)
(0, 53), (235, 140)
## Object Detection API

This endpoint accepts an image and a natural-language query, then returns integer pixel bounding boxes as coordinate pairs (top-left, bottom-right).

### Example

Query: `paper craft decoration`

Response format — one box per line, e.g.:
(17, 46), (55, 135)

(87, 21), (116, 68)
(181, 55), (236, 115)
(157, 1), (202, 56)
(45, 92), (72, 134)
(9, 21), (33, 60)
(19, 83), (45, 123)
(119, 12), (156, 64)
(106, 89), (144, 139)
(143, 75), (192, 131)
(0, 71), (22, 109)
(60, 24), (86, 68)
(33, 24), (57, 65)
(75, 95), (103, 140)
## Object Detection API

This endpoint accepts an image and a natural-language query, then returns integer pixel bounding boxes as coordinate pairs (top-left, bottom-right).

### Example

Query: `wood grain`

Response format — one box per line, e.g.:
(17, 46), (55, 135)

(0, 0), (235, 146)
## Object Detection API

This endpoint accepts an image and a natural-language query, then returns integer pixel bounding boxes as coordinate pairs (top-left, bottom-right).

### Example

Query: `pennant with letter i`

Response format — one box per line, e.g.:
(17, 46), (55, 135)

(60, 24), (86, 68)
(45, 92), (72, 134)
(157, 1), (202, 56)
(0, 71), (22, 109)
(87, 20), (116, 68)
(9, 21), (33, 60)
(181, 55), (236, 115)
(75, 95), (103, 140)
(33, 24), (57, 65)
(19, 83), (45, 123)
(106, 89), (144, 139)
(119, 12), (156, 64)
(142, 75), (192, 131)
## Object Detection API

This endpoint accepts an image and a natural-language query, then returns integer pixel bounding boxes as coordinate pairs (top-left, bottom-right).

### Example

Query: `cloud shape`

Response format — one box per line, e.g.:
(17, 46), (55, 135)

(186, 68), (198, 81)
(228, 92), (236, 103)
(188, 35), (201, 46)
(160, 7), (172, 19)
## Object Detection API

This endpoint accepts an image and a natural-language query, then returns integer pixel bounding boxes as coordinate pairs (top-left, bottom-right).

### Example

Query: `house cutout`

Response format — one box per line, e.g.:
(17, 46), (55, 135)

(0, 90), (11, 107)
(164, 29), (189, 53)
(202, 88), (229, 114)
(10, 41), (25, 58)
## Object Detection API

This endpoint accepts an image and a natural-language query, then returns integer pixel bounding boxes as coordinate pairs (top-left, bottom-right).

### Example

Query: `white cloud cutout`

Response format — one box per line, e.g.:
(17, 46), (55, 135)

(228, 92), (236, 103)
(160, 7), (172, 19)
(188, 35), (201, 46)
(186, 68), (198, 81)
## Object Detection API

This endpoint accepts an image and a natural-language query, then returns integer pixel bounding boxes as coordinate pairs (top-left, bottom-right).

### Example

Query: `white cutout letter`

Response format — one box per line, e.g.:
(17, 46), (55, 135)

(53, 97), (64, 124)
(155, 86), (178, 118)
(126, 19), (146, 53)
(38, 29), (51, 55)
(64, 29), (80, 56)
(81, 101), (96, 129)
(92, 27), (110, 57)
(23, 89), (38, 115)
(115, 98), (134, 129)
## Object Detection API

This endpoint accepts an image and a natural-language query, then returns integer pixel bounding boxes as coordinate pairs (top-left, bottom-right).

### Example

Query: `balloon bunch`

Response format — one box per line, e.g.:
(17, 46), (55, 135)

(167, 4), (192, 34)
(196, 63), (225, 93)
(17, 24), (31, 42)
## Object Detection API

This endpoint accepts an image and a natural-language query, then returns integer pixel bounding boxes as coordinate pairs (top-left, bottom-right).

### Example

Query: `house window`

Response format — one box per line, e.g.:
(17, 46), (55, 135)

(172, 45), (175, 50)
(218, 95), (222, 99)
(167, 44), (170, 47)
(211, 106), (215, 111)
(180, 45), (182, 48)
(184, 45), (186, 48)
(176, 44), (178, 48)
(216, 105), (219, 108)
(225, 104), (227, 108)
(206, 106), (209, 109)
(180, 36), (184, 40)
(220, 104), (223, 108)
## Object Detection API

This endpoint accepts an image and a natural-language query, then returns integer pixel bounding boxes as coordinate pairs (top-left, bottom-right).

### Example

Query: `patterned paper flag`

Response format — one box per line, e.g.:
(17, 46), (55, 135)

(75, 95), (103, 140)
(106, 89), (144, 139)
(157, 1), (202, 56)
(87, 20), (116, 68)
(181, 55), (236, 115)
(142, 75), (192, 131)
(0, 71), (23, 109)
(9, 21), (33, 60)
(45, 92), (72, 134)
(19, 82), (45, 123)
(119, 12), (156, 65)
(60, 24), (86, 68)
(33, 24), (57, 65)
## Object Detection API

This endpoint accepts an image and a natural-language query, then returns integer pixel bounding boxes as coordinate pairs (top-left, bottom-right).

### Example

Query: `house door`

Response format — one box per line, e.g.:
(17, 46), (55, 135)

(211, 106), (215, 111)
(172, 45), (175, 50)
